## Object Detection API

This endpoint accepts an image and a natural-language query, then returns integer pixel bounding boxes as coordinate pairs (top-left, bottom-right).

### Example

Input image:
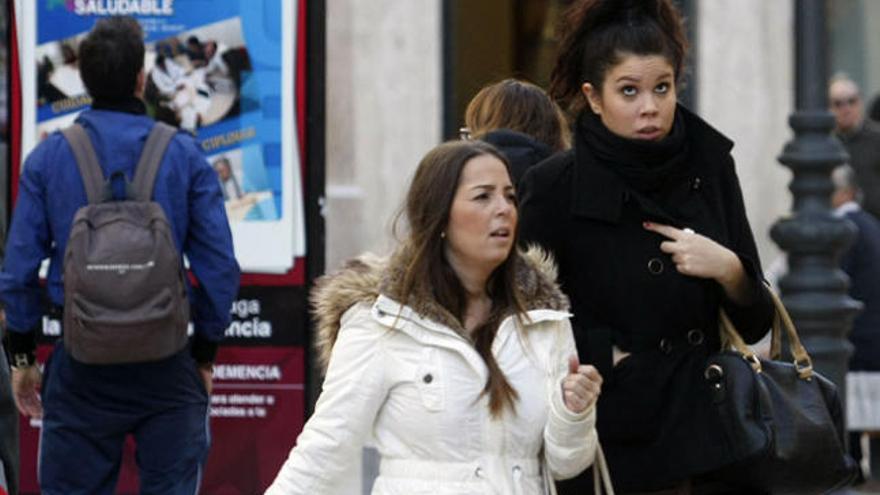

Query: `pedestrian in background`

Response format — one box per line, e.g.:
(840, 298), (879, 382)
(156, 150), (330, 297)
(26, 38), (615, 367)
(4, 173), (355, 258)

(829, 165), (880, 489)
(266, 140), (602, 495)
(829, 75), (880, 220)
(464, 78), (570, 184)
(518, 0), (774, 493)
(0, 16), (239, 494)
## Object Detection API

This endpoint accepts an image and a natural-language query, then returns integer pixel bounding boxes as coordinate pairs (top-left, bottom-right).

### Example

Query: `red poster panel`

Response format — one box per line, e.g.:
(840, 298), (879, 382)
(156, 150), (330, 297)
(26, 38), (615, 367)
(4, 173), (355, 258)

(17, 346), (305, 494)
(201, 346), (307, 493)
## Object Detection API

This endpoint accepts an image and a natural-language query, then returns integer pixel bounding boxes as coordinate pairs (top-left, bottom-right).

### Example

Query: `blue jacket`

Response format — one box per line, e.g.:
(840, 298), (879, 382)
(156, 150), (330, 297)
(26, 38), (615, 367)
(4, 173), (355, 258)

(0, 106), (239, 342)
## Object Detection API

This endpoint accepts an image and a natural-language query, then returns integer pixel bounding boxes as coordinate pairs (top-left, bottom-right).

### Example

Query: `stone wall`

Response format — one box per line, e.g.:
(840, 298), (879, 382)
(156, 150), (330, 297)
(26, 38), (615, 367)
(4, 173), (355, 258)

(697, 0), (794, 268)
(326, 0), (443, 272)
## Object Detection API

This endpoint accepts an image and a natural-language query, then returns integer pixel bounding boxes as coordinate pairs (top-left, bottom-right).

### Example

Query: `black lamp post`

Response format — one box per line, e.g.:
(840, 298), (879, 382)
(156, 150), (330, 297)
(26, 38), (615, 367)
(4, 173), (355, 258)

(770, 0), (861, 416)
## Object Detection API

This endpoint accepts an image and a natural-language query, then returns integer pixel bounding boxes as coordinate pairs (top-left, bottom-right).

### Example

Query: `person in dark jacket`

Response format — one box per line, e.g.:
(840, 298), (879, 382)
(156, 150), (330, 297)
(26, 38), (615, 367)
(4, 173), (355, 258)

(830, 76), (880, 220)
(829, 165), (880, 486)
(833, 166), (880, 372)
(464, 78), (570, 184)
(0, 17), (239, 494)
(518, 1), (774, 493)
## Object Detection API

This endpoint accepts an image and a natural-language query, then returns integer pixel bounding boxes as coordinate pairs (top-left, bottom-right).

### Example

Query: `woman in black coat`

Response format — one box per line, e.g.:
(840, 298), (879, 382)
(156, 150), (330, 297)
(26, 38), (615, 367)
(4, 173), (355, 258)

(465, 78), (570, 184)
(518, 1), (774, 493)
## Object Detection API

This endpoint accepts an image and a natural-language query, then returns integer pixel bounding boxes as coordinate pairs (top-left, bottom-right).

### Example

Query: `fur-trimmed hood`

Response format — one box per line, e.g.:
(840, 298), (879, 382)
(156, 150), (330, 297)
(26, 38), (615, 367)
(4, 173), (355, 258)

(310, 246), (569, 372)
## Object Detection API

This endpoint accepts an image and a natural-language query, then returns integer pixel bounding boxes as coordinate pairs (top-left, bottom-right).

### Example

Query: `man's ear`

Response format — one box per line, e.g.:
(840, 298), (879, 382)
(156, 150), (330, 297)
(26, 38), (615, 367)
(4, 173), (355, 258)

(581, 82), (602, 115)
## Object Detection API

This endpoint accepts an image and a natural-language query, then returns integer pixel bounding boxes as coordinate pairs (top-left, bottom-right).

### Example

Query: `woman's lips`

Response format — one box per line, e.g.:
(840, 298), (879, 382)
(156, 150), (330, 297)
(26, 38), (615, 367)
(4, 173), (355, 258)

(636, 127), (663, 140)
(490, 228), (511, 238)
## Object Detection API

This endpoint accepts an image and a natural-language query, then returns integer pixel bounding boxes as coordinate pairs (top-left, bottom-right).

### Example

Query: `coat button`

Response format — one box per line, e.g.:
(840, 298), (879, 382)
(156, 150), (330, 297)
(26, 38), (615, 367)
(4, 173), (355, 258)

(692, 177), (702, 190)
(475, 466), (484, 478)
(660, 338), (673, 354)
(512, 465), (523, 480)
(647, 258), (664, 275)
(422, 373), (433, 384)
(687, 329), (705, 346)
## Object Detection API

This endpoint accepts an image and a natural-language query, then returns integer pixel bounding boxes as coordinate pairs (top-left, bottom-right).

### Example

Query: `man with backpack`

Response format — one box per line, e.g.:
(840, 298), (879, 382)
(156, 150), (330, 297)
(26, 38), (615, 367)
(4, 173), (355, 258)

(0, 16), (239, 494)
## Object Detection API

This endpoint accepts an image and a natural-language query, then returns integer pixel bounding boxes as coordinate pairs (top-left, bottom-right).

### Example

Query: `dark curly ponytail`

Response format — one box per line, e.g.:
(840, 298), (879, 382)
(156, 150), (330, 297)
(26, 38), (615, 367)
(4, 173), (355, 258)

(549, 0), (689, 116)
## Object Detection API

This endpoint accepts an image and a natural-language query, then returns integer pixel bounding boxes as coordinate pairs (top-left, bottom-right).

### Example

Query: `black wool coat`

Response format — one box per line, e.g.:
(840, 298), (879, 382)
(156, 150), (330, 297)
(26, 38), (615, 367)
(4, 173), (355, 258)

(518, 107), (774, 493)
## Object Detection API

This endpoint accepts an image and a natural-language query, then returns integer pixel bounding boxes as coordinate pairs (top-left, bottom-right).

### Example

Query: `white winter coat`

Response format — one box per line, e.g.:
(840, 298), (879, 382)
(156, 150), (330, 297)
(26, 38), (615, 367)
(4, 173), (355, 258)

(266, 248), (599, 495)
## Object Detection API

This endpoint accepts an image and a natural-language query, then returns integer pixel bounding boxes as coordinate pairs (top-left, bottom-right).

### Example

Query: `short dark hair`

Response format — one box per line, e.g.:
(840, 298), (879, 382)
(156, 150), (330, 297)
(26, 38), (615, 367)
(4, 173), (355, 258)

(78, 16), (145, 100)
(549, 0), (688, 115)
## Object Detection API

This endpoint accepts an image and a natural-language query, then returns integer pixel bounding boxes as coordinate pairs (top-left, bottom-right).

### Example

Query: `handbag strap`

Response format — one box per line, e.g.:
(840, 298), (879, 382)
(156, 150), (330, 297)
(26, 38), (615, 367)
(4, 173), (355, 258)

(718, 287), (814, 380)
(541, 441), (615, 495)
(592, 441), (616, 495)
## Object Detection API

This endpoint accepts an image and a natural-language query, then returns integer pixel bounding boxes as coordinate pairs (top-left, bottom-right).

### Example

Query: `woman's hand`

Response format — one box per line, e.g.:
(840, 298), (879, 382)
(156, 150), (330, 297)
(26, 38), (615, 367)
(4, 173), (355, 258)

(562, 355), (602, 414)
(643, 222), (753, 304)
(12, 365), (43, 419)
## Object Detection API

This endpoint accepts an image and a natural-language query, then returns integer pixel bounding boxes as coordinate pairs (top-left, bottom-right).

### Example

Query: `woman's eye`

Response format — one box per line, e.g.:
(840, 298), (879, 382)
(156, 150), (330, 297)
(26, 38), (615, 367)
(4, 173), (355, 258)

(506, 193), (517, 204)
(621, 86), (637, 97)
(474, 193), (489, 201)
(655, 82), (670, 94)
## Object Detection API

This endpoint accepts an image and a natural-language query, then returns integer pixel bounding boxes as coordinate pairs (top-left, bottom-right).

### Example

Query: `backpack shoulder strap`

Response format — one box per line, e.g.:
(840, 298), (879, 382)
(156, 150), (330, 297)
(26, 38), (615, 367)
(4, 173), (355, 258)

(131, 122), (177, 201)
(61, 124), (104, 204)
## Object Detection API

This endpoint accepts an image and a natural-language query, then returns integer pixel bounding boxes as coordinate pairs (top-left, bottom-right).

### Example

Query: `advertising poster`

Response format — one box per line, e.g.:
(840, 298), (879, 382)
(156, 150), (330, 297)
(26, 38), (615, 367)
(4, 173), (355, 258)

(18, 0), (306, 274)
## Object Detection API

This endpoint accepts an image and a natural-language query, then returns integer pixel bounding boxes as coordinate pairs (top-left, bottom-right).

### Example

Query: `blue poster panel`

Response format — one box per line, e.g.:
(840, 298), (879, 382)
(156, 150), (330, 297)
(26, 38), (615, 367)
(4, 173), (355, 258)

(18, 0), (306, 273)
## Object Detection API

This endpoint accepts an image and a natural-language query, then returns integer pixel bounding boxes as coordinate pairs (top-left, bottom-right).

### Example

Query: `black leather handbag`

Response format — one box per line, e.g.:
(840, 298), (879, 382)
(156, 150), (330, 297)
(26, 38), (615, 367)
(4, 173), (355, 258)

(704, 289), (857, 495)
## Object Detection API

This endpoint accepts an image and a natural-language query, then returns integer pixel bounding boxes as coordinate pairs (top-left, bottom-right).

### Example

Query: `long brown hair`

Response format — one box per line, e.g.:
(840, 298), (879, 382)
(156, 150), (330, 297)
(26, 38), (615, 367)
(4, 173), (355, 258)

(395, 140), (528, 417)
(549, 0), (689, 116)
(465, 78), (571, 150)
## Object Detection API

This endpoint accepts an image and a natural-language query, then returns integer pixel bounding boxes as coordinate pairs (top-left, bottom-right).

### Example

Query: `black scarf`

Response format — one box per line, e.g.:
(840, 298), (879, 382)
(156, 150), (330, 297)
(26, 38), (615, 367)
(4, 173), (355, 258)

(579, 107), (689, 193)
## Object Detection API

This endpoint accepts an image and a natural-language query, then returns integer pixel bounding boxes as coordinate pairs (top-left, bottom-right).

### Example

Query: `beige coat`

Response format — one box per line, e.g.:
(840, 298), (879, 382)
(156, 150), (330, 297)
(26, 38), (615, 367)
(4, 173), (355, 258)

(266, 248), (598, 495)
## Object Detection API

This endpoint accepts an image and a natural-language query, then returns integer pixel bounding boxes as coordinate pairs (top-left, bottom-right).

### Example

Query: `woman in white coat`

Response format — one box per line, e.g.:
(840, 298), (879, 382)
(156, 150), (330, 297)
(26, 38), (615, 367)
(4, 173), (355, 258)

(266, 140), (603, 495)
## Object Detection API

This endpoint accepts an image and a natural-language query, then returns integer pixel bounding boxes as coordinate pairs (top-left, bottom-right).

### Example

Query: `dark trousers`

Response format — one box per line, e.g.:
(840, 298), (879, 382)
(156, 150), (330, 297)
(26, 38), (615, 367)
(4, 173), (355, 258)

(0, 339), (18, 495)
(850, 431), (880, 480)
(38, 344), (209, 495)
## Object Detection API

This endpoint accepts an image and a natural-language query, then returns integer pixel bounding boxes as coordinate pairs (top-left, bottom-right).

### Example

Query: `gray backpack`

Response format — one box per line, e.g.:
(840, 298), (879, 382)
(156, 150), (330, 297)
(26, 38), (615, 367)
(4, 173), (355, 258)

(61, 123), (190, 364)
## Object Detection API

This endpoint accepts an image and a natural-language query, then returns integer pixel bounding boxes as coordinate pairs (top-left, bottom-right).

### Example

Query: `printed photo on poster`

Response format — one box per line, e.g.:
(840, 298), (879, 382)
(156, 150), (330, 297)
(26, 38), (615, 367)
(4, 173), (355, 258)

(18, 0), (305, 273)
(209, 146), (279, 222)
(145, 17), (250, 133)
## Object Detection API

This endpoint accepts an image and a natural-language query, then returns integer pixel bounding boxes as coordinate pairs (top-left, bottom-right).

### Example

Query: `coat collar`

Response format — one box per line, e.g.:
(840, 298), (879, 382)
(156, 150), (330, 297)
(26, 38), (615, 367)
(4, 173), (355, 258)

(309, 246), (570, 374)
(370, 293), (569, 381)
(570, 105), (734, 224)
(91, 96), (147, 115)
